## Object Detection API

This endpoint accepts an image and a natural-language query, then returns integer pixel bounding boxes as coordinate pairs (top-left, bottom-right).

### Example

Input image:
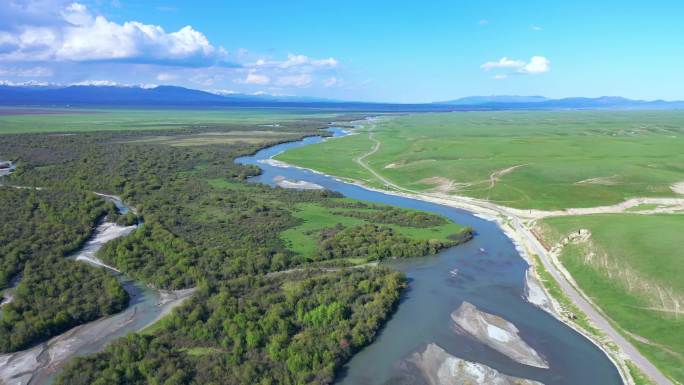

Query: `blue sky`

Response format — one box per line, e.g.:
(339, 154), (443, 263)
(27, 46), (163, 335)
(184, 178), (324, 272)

(1, 0), (683, 102)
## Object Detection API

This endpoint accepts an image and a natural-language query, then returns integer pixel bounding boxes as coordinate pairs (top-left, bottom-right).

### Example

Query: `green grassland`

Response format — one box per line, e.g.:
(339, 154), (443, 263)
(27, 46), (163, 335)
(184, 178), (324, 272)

(277, 133), (380, 186)
(277, 111), (684, 210)
(0, 107), (338, 134)
(541, 214), (684, 383)
(277, 110), (684, 383)
(280, 200), (465, 261)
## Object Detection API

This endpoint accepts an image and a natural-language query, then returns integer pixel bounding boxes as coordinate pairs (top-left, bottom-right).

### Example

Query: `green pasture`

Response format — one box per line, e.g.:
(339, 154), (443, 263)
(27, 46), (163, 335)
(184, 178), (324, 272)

(277, 111), (684, 209)
(0, 107), (337, 134)
(541, 214), (684, 383)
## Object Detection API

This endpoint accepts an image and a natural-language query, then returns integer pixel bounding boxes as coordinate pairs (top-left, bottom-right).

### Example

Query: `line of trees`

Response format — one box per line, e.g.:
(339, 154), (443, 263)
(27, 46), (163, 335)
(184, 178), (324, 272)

(329, 206), (449, 228)
(315, 223), (459, 262)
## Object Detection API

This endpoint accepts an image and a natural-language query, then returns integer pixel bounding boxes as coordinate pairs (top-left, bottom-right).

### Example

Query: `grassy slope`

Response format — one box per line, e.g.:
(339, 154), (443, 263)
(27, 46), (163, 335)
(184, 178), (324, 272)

(278, 111), (684, 210)
(0, 108), (336, 134)
(541, 214), (684, 383)
(280, 199), (464, 260)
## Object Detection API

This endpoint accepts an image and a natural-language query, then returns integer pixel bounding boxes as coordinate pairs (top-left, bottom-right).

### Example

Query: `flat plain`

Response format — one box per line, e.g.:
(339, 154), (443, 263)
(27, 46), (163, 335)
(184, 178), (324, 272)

(278, 111), (684, 210)
(0, 107), (339, 134)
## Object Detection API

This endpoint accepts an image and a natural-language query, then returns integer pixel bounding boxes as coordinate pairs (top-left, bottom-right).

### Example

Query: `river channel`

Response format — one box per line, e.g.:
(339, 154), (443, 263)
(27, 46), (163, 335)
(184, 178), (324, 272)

(236, 127), (623, 385)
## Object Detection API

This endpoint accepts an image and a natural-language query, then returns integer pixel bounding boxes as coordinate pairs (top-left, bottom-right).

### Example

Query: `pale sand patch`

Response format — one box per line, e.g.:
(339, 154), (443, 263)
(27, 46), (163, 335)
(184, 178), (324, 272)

(273, 176), (324, 190)
(451, 302), (549, 368)
(420, 177), (471, 194)
(670, 181), (684, 195)
(408, 343), (545, 385)
(575, 175), (621, 186)
(384, 161), (404, 169)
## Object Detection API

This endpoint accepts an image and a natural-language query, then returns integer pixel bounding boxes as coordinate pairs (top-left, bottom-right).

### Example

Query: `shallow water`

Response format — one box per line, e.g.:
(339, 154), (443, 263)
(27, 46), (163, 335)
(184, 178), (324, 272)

(236, 127), (623, 385)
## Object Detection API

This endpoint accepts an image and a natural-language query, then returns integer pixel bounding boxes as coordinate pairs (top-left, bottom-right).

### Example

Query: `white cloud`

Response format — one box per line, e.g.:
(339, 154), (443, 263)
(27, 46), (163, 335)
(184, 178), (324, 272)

(0, 2), (344, 91)
(481, 57), (525, 71)
(280, 54), (309, 68)
(276, 74), (312, 87)
(0, 79), (52, 86)
(236, 48), (249, 58)
(156, 72), (176, 82)
(71, 79), (119, 86)
(323, 77), (341, 87)
(311, 57), (338, 67)
(244, 53), (338, 89)
(478, 19), (489, 25)
(1, 2), (227, 65)
(208, 89), (238, 95)
(0, 66), (53, 77)
(531, 25), (543, 31)
(236, 71), (270, 85)
(493, 74), (508, 80)
(481, 56), (550, 75)
(520, 56), (550, 74)
(252, 53), (338, 70)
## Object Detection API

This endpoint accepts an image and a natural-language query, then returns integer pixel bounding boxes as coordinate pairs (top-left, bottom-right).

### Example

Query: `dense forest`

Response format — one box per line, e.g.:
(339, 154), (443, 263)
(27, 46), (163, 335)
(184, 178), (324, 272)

(0, 187), (128, 352)
(0, 188), (114, 289)
(0, 258), (128, 352)
(327, 204), (449, 228)
(57, 269), (405, 385)
(315, 223), (459, 262)
(0, 116), (472, 382)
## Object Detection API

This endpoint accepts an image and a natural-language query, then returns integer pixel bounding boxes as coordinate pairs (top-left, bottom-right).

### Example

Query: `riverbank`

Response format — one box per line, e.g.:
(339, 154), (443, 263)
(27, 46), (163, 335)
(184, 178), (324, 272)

(268, 123), (672, 385)
(0, 193), (194, 385)
(0, 284), (194, 385)
(242, 125), (621, 384)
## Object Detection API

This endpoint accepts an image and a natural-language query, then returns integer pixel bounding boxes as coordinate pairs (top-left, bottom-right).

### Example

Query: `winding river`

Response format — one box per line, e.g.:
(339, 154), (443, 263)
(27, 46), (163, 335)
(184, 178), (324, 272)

(237, 127), (623, 385)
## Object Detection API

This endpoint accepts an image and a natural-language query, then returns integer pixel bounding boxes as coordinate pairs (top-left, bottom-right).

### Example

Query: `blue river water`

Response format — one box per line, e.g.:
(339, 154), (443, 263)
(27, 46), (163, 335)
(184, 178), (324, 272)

(236, 127), (623, 385)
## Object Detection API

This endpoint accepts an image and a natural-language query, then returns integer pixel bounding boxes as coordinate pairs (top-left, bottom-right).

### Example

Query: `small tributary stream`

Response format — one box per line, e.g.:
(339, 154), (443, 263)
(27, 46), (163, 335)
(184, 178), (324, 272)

(236, 127), (623, 385)
(0, 193), (193, 385)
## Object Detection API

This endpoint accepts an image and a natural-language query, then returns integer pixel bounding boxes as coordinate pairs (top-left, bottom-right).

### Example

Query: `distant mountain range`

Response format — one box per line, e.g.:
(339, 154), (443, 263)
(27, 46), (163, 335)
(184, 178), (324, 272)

(437, 95), (684, 109)
(1, 84), (683, 110)
(0, 84), (455, 111)
(437, 95), (550, 105)
(0, 85), (331, 105)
